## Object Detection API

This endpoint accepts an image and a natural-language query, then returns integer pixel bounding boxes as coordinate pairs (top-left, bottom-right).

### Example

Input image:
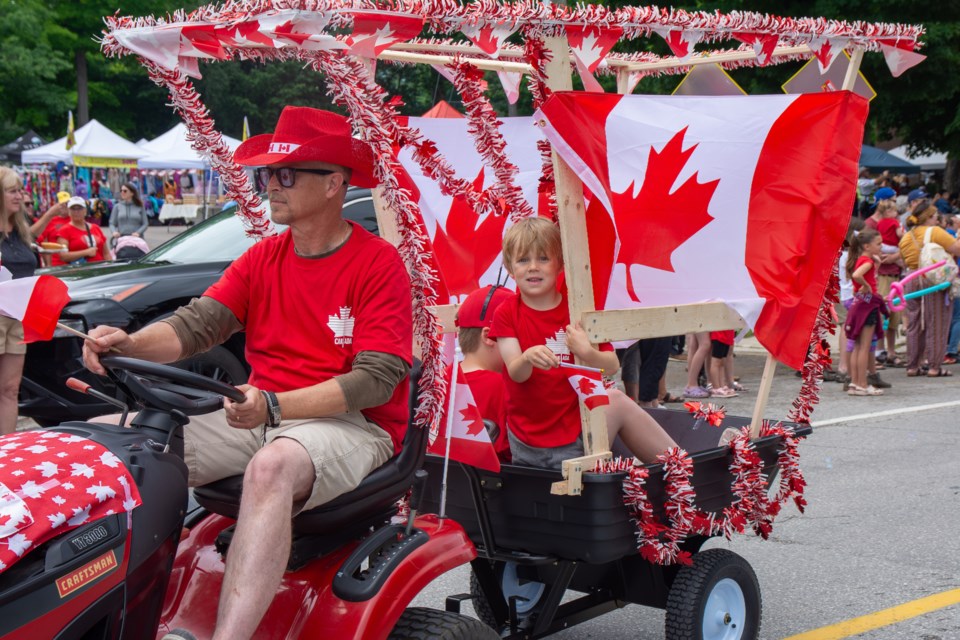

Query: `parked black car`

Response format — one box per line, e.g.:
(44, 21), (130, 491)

(19, 188), (377, 425)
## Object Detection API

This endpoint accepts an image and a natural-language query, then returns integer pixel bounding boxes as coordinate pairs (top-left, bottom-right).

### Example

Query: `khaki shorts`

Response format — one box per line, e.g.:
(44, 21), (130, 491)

(0, 316), (25, 355)
(876, 275), (901, 333)
(183, 410), (395, 512)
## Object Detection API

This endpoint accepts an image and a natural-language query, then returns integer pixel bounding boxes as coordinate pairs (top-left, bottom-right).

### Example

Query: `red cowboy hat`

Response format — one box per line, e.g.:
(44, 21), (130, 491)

(233, 106), (376, 188)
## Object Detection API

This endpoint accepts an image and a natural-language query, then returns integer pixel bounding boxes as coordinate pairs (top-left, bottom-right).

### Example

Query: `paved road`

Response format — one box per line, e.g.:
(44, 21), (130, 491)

(412, 353), (960, 639)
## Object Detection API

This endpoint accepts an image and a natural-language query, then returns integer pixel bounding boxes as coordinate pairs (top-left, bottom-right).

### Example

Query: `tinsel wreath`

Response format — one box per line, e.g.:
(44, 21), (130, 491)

(449, 55), (534, 222)
(788, 258), (841, 424)
(308, 50), (448, 436)
(141, 60), (272, 238)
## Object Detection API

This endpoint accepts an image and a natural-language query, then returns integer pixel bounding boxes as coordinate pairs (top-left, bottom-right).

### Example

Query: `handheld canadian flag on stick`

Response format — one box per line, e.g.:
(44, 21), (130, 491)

(0, 268), (70, 343)
(560, 362), (610, 410)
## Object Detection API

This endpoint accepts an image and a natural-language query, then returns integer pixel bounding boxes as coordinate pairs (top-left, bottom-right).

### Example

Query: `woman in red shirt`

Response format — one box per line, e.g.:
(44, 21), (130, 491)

(56, 197), (112, 265)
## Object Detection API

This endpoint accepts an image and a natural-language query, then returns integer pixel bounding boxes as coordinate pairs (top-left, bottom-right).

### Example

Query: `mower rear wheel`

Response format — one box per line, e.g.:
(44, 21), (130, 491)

(387, 607), (500, 640)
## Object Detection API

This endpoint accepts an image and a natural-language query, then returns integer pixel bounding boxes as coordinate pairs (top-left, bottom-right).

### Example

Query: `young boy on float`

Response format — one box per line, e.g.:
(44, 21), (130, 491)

(490, 217), (677, 469)
(455, 284), (513, 462)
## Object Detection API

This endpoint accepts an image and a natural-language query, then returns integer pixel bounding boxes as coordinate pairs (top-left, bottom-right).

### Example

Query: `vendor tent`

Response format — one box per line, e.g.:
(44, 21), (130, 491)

(138, 122), (241, 169)
(0, 131), (46, 164)
(859, 144), (920, 173)
(422, 100), (463, 118)
(888, 145), (947, 171)
(21, 119), (145, 167)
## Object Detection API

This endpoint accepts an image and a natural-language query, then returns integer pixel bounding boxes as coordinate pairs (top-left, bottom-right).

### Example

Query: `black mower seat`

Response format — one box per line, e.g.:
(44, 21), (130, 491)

(193, 362), (426, 535)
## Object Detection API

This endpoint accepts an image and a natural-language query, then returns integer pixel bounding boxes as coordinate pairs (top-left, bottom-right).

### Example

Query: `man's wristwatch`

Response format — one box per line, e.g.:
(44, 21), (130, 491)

(261, 390), (281, 428)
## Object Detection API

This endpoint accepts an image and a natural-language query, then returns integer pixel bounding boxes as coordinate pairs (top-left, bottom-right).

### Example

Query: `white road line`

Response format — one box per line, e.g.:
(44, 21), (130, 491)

(811, 400), (960, 427)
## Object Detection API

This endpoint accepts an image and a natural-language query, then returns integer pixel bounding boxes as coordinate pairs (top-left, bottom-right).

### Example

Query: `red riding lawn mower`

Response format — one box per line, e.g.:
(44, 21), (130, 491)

(0, 357), (497, 640)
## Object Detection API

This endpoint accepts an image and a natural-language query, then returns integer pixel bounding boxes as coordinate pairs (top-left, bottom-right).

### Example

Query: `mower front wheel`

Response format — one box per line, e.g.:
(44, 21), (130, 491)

(388, 607), (500, 640)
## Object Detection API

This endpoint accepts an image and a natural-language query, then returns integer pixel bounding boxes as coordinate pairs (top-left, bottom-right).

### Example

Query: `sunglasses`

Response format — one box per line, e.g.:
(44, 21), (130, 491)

(256, 167), (335, 189)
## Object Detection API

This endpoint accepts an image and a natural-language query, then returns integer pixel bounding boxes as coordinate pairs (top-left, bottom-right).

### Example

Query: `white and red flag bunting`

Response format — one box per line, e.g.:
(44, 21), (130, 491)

(0, 430), (142, 574)
(653, 27), (703, 61)
(536, 91), (867, 369)
(565, 25), (623, 92)
(428, 343), (500, 472)
(496, 70), (523, 105)
(808, 36), (848, 73)
(877, 39), (926, 78)
(346, 12), (424, 59)
(0, 272), (70, 343)
(731, 32), (779, 66)
(396, 116), (546, 303)
(460, 22), (520, 58)
(562, 366), (610, 410)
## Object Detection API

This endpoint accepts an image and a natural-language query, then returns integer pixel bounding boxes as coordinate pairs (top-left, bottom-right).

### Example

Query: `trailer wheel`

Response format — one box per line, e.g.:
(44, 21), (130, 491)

(470, 561), (545, 630)
(665, 549), (761, 640)
(387, 607), (500, 640)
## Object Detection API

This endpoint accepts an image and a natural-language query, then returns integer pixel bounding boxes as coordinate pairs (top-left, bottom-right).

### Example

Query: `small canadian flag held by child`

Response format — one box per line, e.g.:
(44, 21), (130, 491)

(428, 361), (501, 473)
(0, 265), (71, 343)
(562, 365), (611, 410)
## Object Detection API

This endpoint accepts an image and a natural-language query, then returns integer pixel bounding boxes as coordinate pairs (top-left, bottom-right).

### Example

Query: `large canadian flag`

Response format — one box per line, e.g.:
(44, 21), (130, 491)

(428, 362), (501, 473)
(0, 269), (70, 343)
(397, 117), (546, 303)
(536, 91), (867, 369)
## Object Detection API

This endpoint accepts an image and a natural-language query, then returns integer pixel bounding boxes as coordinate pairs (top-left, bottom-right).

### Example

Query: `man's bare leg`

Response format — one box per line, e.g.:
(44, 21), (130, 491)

(212, 438), (315, 640)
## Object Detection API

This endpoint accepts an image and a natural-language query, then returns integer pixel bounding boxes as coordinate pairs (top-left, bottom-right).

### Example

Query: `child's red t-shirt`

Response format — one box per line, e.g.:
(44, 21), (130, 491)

(204, 223), (412, 452)
(709, 330), (735, 345)
(463, 368), (510, 462)
(490, 292), (613, 448)
(853, 255), (877, 294)
(877, 218), (901, 246)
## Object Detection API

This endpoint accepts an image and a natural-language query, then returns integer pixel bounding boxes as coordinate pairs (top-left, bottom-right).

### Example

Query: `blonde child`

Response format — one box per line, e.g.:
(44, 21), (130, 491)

(490, 218), (677, 468)
(843, 228), (886, 396)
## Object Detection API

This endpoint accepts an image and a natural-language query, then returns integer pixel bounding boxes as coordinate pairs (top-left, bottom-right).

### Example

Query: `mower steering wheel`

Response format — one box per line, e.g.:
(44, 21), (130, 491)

(101, 355), (246, 415)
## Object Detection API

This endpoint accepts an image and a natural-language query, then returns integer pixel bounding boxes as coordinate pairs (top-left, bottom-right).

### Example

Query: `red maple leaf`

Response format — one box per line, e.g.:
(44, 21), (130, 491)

(431, 168), (507, 297)
(459, 403), (485, 437)
(576, 377), (598, 396)
(609, 127), (719, 301)
(472, 26), (502, 54)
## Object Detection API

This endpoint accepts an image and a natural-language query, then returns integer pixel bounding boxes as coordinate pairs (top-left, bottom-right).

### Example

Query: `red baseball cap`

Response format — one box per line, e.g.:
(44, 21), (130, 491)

(456, 285), (513, 329)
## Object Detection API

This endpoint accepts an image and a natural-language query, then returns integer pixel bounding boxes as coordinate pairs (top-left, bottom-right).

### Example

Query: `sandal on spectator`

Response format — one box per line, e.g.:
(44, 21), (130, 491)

(660, 392), (684, 403)
(942, 355), (958, 365)
(710, 386), (738, 398)
(906, 369), (923, 377)
(927, 369), (953, 377)
(886, 356), (907, 368)
(683, 386), (710, 399)
(731, 381), (749, 392)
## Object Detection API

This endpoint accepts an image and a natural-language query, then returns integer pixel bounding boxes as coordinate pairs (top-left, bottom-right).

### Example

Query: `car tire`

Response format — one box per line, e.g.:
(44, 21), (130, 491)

(387, 607), (500, 640)
(172, 345), (247, 387)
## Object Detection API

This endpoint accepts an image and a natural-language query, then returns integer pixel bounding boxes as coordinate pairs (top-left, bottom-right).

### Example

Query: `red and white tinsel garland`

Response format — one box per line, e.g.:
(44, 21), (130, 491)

(449, 55), (534, 222)
(596, 420), (807, 565)
(141, 61), (272, 238)
(522, 33), (557, 219)
(309, 50), (448, 435)
(788, 259), (841, 424)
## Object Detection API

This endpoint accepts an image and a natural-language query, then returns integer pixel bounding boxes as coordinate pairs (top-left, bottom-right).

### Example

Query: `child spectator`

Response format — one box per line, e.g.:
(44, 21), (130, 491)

(491, 217), (677, 469)
(876, 200), (904, 267)
(708, 330), (738, 398)
(843, 228), (886, 396)
(456, 284), (514, 462)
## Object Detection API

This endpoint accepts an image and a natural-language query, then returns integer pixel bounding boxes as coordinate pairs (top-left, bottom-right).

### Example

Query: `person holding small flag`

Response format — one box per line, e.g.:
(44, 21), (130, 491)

(490, 217), (676, 469)
(0, 167), (67, 434)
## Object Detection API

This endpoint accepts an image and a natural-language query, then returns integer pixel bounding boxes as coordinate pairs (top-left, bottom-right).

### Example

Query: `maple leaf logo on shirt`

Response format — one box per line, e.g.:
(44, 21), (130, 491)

(545, 330), (570, 357)
(327, 307), (355, 346)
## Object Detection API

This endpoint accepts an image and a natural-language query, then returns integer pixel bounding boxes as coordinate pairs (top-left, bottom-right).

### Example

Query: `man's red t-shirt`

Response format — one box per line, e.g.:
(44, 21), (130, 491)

(204, 223), (413, 452)
(56, 223), (108, 263)
(490, 292), (612, 448)
(462, 368), (510, 462)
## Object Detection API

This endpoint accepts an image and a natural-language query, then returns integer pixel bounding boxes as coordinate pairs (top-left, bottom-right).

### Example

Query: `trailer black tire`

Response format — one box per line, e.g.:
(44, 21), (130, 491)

(665, 548), (761, 640)
(387, 607), (501, 640)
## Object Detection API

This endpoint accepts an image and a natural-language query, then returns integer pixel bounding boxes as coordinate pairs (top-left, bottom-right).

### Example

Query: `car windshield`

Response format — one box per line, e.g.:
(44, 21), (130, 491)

(143, 205), (285, 265)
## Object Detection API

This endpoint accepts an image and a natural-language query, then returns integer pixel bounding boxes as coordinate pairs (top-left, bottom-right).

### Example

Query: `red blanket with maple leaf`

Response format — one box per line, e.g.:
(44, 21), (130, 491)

(0, 430), (142, 573)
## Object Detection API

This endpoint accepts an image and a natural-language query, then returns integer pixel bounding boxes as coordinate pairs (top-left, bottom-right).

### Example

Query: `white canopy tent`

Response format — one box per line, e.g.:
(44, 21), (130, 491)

(138, 123), (241, 169)
(21, 119), (145, 167)
(888, 145), (947, 171)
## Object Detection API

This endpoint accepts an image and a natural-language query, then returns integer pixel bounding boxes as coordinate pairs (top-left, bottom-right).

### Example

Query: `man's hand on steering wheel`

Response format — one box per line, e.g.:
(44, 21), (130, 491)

(83, 326), (133, 376)
(224, 385), (268, 430)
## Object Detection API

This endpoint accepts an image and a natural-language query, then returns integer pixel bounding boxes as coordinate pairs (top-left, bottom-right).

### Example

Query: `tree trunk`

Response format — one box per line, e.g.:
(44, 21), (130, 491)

(75, 50), (89, 125)
(943, 156), (959, 195)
